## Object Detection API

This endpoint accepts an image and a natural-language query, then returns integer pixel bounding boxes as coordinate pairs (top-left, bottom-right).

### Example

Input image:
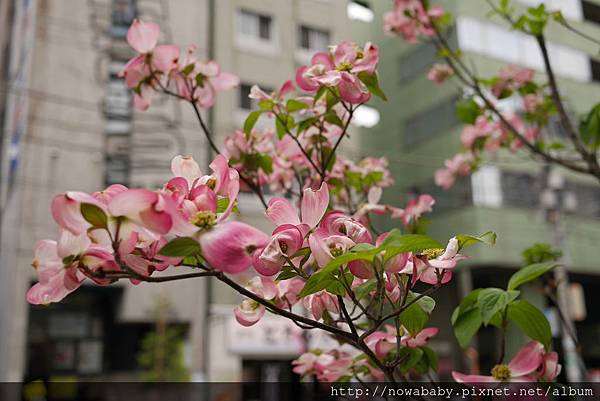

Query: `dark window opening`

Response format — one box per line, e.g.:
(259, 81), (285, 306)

(299, 25), (330, 51)
(403, 96), (459, 147)
(591, 58), (600, 82)
(583, 1), (600, 25)
(239, 82), (273, 110)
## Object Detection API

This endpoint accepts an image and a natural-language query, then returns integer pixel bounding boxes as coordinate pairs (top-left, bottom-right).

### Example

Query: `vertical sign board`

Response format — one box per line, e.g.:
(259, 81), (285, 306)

(1, 0), (37, 202)
(0, 0), (37, 382)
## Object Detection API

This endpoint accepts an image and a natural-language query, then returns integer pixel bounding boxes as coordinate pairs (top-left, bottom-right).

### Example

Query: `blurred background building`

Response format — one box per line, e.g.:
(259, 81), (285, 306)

(0, 0), (376, 392)
(0, 0), (598, 395)
(364, 0), (600, 380)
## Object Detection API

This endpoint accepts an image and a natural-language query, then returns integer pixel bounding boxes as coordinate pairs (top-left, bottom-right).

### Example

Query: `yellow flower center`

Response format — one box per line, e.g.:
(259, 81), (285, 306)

(336, 62), (353, 72)
(206, 177), (217, 190)
(330, 244), (344, 257)
(31, 259), (39, 269)
(491, 364), (512, 381)
(422, 248), (444, 259)
(191, 211), (217, 230)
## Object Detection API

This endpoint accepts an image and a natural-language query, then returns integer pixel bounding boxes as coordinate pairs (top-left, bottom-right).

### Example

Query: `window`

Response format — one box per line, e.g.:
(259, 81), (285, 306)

(239, 83), (273, 111)
(456, 16), (590, 81)
(238, 10), (272, 41)
(471, 166), (502, 208)
(398, 43), (438, 84)
(591, 59), (600, 82)
(582, 1), (600, 23)
(299, 26), (330, 52)
(501, 171), (539, 209)
(111, 0), (136, 38)
(403, 97), (459, 146)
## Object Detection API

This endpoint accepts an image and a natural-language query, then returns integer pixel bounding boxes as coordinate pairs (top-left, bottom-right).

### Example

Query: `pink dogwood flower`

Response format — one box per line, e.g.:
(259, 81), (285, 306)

(384, 0), (444, 42)
(427, 63), (454, 84)
(435, 153), (474, 189)
(391, 194), (435, 226)
(234, 277), (278, 327)
(27, 231), (117, 305)
(253, 224), (304, 276)
(453, 341), (545, 382)
(295, 42), (378, 104)
(303, 290), (339, 320)
(265, 182), (330, 230)
(119, 19), (180, 110)
(418, 237), (467, 284)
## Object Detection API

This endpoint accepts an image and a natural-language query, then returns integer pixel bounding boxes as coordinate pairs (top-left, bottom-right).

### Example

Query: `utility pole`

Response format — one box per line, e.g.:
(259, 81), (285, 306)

(539, 166), (584, 382)
(200, 0), (216, 383)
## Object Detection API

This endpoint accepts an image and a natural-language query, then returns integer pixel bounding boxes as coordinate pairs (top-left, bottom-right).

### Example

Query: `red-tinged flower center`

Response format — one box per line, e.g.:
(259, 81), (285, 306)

(491, 364), (511, 381)
(279, 241), (288, 254)
(422, 248), (444, 259)
(191, 211), (216, 230)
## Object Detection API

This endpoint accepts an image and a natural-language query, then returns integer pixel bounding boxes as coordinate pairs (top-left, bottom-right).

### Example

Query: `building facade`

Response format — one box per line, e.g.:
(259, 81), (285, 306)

(0, 0), (371, 389)
(359, 0), (600, 379)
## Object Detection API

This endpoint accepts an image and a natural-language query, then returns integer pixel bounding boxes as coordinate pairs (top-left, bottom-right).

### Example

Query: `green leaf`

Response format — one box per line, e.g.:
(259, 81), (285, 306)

(507, 300), (552, 347)
(400, 293), (433, 335)
(258, 100), (274, 110)
(324, 111), (344, 128)
(357, 72), (387, 101)
(507, 261), (558, 291)
(299, 275), (336, 298)
(455, 231), (497, 250)
(216, 197), (239, 214)
(422, 346), (438, 371)
(291, 247), (311, 259)
(453, 308), (482, 348)
(80, 203), (108, 229)
(275, 114), (294, 140)
(326, 89), (339, 110)
(158, 237), (201, 257)
(477, 288), (519, 325)
(580, 103), (600, 150)
(398, 347), (424, 373)
(276, 268), (298, 281)
(326, 280), (347, 296)
(313, 85), (328, 104)
(354, 279), (377, 300)
(297, 117), (319, 133)
(451, 288), (482, 325)
(243, 111), (263, 139)
(456, 98), (480, 124)
(287, 99), (309, 113)
(258, 154), (273, 174)
(382, 234), (444, 264)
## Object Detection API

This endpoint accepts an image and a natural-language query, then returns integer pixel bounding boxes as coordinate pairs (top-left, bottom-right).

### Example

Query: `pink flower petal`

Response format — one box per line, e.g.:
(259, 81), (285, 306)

(152, 44), (180, 72)
(127, 19), (160, 54)
(200, 221), (268, 273)
(301, 182), (330, 227)
(452, 371), (498, 383)
(509, 341), (544, 377)
(266, 198), (300, 226)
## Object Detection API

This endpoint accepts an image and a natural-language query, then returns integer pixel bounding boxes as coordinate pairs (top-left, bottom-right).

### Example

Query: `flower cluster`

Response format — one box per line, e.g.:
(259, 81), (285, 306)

(293, 349), (383, 382)
(28, 155), (268, 304)
(296, 41), (379, 104)
(433, 65), (556, 189)
(28, 18), (562, 386)
(119, 19), (239, 110)
(383, 0), (445, 42)
(453, 341), (561, 383)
